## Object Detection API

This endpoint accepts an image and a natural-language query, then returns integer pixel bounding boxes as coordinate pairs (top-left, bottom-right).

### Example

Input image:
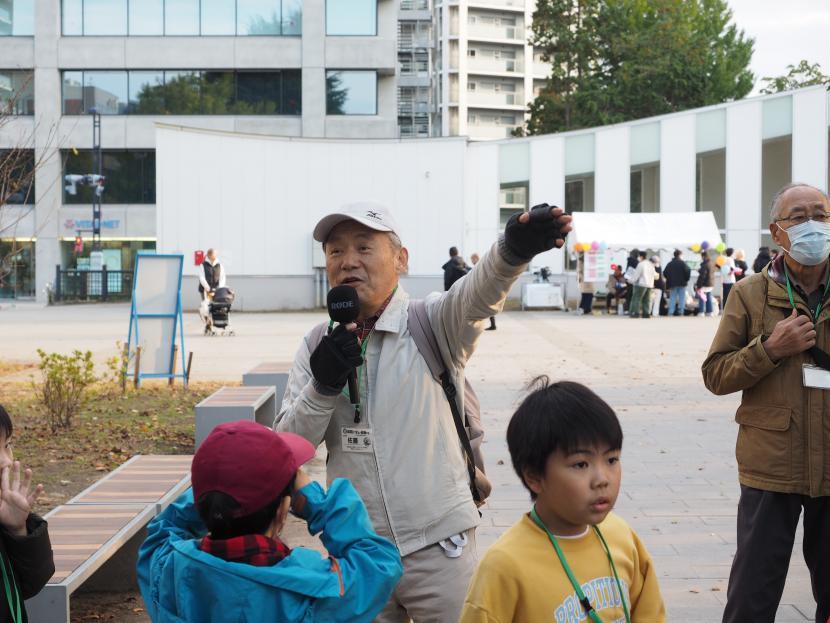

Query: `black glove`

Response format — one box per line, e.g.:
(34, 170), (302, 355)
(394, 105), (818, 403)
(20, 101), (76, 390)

(503, 203), (567, 262)
(310, 324), (363, 390)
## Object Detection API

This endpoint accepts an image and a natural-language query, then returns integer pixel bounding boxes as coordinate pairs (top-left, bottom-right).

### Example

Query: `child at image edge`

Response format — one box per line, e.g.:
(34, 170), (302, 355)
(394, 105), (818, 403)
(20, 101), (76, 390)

(460, 378), (666, 623)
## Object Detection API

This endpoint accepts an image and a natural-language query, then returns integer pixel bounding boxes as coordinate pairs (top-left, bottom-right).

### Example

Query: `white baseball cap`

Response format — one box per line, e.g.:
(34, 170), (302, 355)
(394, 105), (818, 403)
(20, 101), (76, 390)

(313, 202), (400, 243)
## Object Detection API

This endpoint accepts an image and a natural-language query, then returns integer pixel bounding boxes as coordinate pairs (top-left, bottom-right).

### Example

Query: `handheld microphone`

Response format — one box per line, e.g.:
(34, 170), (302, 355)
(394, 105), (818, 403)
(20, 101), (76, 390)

(326, 285), (361, 419)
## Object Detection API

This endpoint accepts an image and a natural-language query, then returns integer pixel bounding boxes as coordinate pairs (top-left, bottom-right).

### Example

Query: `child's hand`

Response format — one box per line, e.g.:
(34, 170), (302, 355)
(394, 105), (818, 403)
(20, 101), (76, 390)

(0, 462), (43, 537)
(290, 469), (313, 517)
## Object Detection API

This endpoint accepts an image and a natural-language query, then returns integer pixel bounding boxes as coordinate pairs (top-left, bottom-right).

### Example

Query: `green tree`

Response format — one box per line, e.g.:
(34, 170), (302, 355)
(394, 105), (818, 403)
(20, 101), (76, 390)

(760, 60), (830, 94)
(326, 72), (349, 115)
(527, 0), (754, 134)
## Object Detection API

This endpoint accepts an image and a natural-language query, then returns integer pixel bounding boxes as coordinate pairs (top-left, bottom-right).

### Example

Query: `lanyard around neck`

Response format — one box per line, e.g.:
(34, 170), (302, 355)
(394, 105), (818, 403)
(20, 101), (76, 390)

(783, 262), (830, 321)
(1, 553), (21, 623)
(530, 507), (631, 623)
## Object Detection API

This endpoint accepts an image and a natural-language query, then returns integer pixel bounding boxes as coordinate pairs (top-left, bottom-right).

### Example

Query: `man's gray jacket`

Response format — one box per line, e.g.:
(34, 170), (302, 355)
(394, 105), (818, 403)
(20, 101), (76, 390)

(274, 241), (526, 556)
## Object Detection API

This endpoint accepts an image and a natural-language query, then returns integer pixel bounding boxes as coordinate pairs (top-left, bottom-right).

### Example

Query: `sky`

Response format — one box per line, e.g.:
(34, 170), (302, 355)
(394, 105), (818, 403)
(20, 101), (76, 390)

(727, 0), (830, 94)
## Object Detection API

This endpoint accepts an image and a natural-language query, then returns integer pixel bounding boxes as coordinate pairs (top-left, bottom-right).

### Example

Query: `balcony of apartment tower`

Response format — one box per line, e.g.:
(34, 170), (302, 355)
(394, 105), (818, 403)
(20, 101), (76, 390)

(466, 10), (525, 44)
(466, 45), (524, 77)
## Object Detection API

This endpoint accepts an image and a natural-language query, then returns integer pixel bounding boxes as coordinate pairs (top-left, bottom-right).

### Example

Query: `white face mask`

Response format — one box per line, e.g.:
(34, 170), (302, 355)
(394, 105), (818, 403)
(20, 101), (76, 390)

(778, 220), (830, 266)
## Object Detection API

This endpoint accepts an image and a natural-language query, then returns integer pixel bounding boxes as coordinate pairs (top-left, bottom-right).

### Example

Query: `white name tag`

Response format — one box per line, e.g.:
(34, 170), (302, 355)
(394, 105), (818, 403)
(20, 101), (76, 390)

(802, 364), (830, 389)
(341, 427), (373, 453)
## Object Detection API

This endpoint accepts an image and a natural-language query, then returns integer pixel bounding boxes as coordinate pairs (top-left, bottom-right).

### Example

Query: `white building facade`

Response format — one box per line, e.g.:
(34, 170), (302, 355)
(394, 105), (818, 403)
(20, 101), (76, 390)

(154, 86), (830, 311)
(0, 0), (401, 301)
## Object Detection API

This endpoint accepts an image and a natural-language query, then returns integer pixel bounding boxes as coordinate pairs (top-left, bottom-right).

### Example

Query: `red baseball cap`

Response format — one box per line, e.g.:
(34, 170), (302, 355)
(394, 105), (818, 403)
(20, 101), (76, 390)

(191, 421), (315, 517)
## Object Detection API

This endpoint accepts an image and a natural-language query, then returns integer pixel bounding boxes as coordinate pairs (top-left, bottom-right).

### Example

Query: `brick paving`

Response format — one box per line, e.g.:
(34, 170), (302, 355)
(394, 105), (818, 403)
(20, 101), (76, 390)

(0, 303), (817, 621)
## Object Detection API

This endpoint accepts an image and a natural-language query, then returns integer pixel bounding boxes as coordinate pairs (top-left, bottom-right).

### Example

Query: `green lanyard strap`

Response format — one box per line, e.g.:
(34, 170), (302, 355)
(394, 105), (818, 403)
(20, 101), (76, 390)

(530, 507), (631, 623)
(1, 552), (22, 623)
(783, 262), (830, 321)
(328, 320), (372, 423)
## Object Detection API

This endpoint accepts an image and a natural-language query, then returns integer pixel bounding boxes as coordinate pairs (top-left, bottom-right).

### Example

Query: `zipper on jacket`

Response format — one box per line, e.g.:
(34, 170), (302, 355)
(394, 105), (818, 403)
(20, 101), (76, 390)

(364, 348), (397, 547)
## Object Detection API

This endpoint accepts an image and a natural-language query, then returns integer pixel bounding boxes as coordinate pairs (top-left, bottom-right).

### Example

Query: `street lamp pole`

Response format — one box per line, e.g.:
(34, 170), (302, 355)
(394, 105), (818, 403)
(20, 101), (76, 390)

(91, 109), (102, 252)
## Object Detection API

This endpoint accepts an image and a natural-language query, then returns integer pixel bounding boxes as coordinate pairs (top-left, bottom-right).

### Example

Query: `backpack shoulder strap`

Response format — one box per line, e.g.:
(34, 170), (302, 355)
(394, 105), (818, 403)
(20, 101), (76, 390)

(407, 300), (482, 505)
(407, 299), (445, 383)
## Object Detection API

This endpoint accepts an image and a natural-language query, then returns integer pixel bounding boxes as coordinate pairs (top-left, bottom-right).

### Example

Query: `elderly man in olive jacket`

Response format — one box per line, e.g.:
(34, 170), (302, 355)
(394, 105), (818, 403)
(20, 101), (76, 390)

(702, 183), (830, 623)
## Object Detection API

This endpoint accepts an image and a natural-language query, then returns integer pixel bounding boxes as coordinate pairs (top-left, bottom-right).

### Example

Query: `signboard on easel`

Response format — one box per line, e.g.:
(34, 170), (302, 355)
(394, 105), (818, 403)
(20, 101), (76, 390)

(583, 250), (610, 283)
(127, 253), (187, 387)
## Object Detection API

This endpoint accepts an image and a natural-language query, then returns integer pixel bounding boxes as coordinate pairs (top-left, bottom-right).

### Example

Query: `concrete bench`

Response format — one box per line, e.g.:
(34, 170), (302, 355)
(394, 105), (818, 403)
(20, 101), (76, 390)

(25, 455), (192, 623)
(195, 385), (277, 448)
(242, 361), (293, 405)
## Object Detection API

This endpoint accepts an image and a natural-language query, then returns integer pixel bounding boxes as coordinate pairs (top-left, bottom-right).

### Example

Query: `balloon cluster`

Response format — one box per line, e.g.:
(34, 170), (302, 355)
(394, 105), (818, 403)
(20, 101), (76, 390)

(689, 240), (735, 271)
(690, 241), (726, 254)
(573, 241), (608, 252)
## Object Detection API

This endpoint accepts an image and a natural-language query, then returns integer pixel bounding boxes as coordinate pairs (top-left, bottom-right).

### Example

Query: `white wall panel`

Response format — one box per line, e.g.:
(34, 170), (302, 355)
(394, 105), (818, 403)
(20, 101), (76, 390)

(660, 115), (696, 213)
(464, 142), (500, 258)
(157, 127), (468, 277)
(594, 126), (629, 213)
(530, 136), (566, 272)
(725, 100), (762, 249)
(792, 88), (829, 191)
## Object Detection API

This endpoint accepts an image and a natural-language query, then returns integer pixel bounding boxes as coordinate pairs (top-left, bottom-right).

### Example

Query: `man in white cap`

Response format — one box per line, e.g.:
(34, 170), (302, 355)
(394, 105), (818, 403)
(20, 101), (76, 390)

(275, 200), (572, 622)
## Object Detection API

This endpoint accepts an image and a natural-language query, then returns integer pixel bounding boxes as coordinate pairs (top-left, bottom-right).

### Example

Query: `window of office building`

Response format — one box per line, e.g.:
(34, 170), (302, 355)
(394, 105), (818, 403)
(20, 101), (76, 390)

(326, 0), (376, 35)
(63, 150), (156, 204)
(0, 0), (34, 35)
(499, 183), (527, 229)
(0, 149), (35, 205)
(61, 0), (300, 35)
(63, 70), (302, 115)
(201, 0), (235, 35)
(0, 70), (34, 115)
(326, 71), (377, 115)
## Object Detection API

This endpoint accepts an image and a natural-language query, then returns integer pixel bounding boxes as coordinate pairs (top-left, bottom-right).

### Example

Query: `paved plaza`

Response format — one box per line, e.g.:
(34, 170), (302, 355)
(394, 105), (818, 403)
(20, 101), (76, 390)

(0, 302), (816, 621)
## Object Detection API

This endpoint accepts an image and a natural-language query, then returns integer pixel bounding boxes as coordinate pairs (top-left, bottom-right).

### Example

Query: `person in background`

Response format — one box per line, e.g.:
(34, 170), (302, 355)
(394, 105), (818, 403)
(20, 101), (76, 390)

(442, 246), (469, 291)
(624, 248), (640, 311)
(664, 249), (692, 317)
(0, 405), (55, 623)
(471, 253), (496, 330)
(605, 265), (628, 314)
(696, 251), (715, 317)
(199, 248), (225, 301)
(651, 255), (667, 316)
(576, 257), (595, 315)
(721, 248), (737, 311)
(752, 246), (772, 274)
(733, 249), (748, 282)
(629, 251), (656, 319)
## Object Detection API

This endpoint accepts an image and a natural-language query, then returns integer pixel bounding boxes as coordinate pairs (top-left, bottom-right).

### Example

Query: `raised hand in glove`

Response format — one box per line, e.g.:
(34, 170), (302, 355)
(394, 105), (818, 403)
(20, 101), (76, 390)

(503, 203), (573, 263)
(310, 324), (363, 391)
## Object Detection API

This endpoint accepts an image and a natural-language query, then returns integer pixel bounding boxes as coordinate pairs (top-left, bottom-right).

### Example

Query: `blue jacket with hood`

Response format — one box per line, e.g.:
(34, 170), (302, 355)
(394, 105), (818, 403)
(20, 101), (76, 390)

(137, 479), (402, 622)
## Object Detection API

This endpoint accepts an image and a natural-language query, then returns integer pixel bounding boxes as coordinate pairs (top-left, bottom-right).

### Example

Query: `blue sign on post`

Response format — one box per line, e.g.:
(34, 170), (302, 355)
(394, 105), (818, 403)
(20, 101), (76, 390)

(126, 253), (187, 388)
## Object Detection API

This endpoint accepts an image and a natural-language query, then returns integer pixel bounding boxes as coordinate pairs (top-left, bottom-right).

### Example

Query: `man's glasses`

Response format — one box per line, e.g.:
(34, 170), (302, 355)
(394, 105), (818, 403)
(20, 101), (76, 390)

(774, 213), (830, 226)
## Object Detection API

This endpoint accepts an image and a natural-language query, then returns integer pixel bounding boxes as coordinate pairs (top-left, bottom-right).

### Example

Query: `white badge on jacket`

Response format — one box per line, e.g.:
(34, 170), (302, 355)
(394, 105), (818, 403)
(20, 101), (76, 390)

(341, 426), (373, 453)
(802, 364), (830, 389)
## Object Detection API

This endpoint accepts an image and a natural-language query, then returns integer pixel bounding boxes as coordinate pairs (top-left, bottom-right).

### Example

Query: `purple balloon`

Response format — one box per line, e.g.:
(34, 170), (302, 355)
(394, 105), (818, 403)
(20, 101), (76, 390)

(701, 241), (710, 250)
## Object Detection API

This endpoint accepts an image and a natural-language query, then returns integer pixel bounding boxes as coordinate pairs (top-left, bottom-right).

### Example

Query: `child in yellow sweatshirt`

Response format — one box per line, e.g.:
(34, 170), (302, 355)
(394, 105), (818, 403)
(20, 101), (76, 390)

(460, 378), (666, 623)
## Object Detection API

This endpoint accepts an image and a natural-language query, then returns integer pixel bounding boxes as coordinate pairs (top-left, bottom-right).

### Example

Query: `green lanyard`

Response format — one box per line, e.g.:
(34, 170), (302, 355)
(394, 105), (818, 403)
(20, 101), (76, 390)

(1, 553), (22, 623)
(328, 320), (371, 423)
(530, 507), (631, 623)
(783, 262), (830, 322)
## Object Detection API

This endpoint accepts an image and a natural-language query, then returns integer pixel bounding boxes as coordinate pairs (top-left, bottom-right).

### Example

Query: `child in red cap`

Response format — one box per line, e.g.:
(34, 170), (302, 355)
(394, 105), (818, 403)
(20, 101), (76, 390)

(137, 421), (402, 622)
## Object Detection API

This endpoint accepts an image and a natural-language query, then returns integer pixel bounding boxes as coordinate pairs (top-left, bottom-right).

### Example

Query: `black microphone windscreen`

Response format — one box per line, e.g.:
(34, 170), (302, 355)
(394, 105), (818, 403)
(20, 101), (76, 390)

(327, 285), (360, 324)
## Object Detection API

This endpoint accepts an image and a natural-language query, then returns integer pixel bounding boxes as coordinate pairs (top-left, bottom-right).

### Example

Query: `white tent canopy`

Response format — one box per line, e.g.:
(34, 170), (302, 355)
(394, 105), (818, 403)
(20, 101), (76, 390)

(568, 212), (723, 252)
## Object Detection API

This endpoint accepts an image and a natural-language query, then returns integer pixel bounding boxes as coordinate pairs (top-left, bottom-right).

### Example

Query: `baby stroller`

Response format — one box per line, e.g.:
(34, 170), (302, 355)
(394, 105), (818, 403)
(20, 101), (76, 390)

(202, 287), (235, 336)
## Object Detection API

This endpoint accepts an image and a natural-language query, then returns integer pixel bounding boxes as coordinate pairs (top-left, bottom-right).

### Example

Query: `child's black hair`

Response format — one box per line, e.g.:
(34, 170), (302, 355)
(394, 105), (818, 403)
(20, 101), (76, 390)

(196, 477), (294, 539)
(506, 377), (623, 500)
(0, 405), (13, 439)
